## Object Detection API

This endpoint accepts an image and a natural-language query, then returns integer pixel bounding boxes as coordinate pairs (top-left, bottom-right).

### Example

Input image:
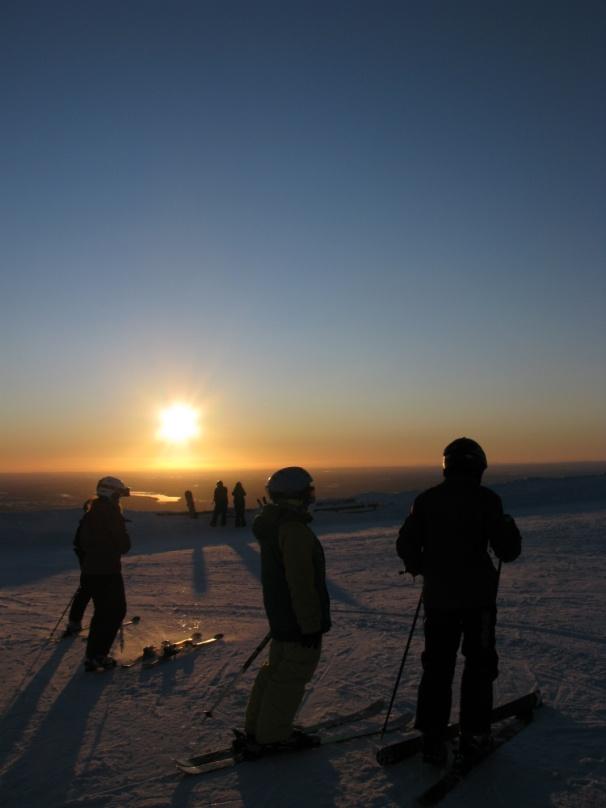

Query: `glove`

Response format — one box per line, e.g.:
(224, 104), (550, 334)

(299, 632), (322, 649)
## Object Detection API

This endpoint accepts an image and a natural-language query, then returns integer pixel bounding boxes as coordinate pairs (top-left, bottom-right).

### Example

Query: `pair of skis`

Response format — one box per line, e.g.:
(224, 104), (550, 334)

(122, 632), (224, 668)
(175, 699), (412, 775)
(175, 689), (540, 806)
(376, 690), (541, 806)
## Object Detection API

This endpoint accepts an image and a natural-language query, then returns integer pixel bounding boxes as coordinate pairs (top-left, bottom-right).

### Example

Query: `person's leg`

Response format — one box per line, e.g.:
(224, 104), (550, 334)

(86, 574), (127, 660)
(416, 609), (462, 734)
(460, 607), (498, 735)
(68, 574), (92, 625)
(245, 639), (283, 735)
(252, 640), (322, 744)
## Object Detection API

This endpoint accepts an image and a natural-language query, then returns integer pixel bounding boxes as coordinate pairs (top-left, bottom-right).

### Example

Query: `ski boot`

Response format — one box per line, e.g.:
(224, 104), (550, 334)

(421, 732), (448, 766)
(232, 728), (320, 760)
(286, 729), (321, 750)
(84, 655), (117, 672)
(454, 731), (494, 773)
(262, 729), (321, 757)
(231, 730), (264, 760)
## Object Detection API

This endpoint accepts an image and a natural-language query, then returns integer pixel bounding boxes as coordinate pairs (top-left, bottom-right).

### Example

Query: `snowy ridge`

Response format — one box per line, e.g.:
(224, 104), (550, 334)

(320, 472), (606, 517)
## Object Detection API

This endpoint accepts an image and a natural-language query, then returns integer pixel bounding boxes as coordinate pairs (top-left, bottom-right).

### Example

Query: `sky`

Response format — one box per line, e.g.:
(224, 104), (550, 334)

(1, 1), (605, 472)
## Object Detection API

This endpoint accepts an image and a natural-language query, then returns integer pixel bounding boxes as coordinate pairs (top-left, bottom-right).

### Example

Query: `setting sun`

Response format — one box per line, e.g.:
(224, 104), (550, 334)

(157, 404), (201, 444)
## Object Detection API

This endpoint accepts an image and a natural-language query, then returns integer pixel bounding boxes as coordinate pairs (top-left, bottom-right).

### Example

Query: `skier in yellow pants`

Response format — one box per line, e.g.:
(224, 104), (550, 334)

(238, 467), (331, 756)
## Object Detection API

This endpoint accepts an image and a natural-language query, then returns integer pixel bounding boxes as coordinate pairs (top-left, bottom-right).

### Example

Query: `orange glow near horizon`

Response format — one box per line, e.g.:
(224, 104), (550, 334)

(1, 396), (605, 474)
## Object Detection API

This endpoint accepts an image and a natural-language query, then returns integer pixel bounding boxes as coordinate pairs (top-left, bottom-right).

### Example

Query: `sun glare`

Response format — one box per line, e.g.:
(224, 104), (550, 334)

(158, 404), (201, 444)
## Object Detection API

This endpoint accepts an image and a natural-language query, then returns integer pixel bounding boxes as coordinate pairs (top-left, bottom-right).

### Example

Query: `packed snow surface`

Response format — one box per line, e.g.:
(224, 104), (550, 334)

(1, 479), (605, 807)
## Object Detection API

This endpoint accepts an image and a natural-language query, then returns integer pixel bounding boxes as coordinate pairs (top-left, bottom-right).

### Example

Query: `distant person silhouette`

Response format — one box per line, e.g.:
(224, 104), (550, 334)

(235, 467), (331, 758)
(232, 481), (247, 527)
(72, 476), (131, 671)
(210, 480), (228, 526)
(396, 438), (521, 766)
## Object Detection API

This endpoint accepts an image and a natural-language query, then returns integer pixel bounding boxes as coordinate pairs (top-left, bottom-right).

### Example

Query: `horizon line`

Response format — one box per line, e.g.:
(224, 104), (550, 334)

(1, 459), (605, 476)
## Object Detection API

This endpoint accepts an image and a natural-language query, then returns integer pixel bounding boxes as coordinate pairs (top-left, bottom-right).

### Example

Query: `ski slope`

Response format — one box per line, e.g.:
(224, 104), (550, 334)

(0, 482), (605, 807)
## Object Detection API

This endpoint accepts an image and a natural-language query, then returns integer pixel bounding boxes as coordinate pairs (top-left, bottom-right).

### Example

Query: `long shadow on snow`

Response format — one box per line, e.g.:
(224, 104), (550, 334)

(191, 544), (207, 594)
(0, 640), (70, 771)
(0, 665), (112, 806)
(223, 535), (362, 607)
(1, 518), (364, 609)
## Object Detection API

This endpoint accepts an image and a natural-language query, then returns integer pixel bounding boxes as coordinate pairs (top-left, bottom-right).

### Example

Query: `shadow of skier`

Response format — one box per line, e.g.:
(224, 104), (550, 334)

(0, 640), (70, 772)
(0, 666), (113, 806)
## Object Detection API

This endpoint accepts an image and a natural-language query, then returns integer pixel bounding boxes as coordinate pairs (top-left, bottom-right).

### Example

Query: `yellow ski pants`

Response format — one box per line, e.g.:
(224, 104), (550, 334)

(245, 638), (322, 744)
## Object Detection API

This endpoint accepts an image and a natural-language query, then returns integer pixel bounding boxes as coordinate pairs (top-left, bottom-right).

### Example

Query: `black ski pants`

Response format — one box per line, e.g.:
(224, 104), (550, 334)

(84, 573), (127, 660)
(210, 504), (227, 526)
(415, 606), (498, 736)
(234, 504), (246, 527)
(69, 575), (92, 624)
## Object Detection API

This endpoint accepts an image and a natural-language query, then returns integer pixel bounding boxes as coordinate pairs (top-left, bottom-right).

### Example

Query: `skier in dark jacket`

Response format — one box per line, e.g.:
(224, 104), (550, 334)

(73, 476), (131, 671)
(232, 481), (247, 527)
(396, 438), (521, 765)
(210, 480), (228, 526)
(238, 467), (331, 757)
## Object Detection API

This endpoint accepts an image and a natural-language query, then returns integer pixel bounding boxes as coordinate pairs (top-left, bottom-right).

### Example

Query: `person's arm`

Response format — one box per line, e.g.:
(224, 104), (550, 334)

(489, 512), (522, 562)
(396, 502), (423, 576)
(280, 523), (323, 635)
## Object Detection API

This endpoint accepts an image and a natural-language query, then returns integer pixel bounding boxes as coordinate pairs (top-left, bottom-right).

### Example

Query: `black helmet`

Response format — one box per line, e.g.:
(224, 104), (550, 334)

(442, 437), (487, 475)
(266, 466), (315, 504)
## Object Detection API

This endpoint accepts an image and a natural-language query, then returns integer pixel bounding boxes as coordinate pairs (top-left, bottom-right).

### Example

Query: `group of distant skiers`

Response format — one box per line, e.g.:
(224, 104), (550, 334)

(210, 480), (247, 527)
(65, 436), (521, 770)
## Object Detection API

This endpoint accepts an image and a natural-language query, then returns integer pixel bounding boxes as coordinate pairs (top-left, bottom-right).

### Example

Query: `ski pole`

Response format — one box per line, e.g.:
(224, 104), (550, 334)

(48, 594), (75, 641)
(380, 589), (423, 739)
(204, 630), (271, 718)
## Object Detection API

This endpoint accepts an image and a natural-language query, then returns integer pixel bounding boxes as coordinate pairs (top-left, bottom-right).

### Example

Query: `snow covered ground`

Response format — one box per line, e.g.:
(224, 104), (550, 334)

(1, 478), (605, 807)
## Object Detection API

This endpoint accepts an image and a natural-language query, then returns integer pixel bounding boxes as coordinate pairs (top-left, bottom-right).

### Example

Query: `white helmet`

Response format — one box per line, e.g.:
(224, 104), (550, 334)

(266, 467), (315, 504)
(96, 476), (130, 499)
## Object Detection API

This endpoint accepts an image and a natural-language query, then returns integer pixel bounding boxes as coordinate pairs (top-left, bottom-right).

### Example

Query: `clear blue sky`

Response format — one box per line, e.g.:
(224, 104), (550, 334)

(1, 1), (605, 470)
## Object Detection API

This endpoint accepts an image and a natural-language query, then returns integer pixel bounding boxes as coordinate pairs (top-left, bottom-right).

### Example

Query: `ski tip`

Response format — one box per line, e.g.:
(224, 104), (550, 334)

(176, 763), (199, 776)
(214, 633), (225, 640)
